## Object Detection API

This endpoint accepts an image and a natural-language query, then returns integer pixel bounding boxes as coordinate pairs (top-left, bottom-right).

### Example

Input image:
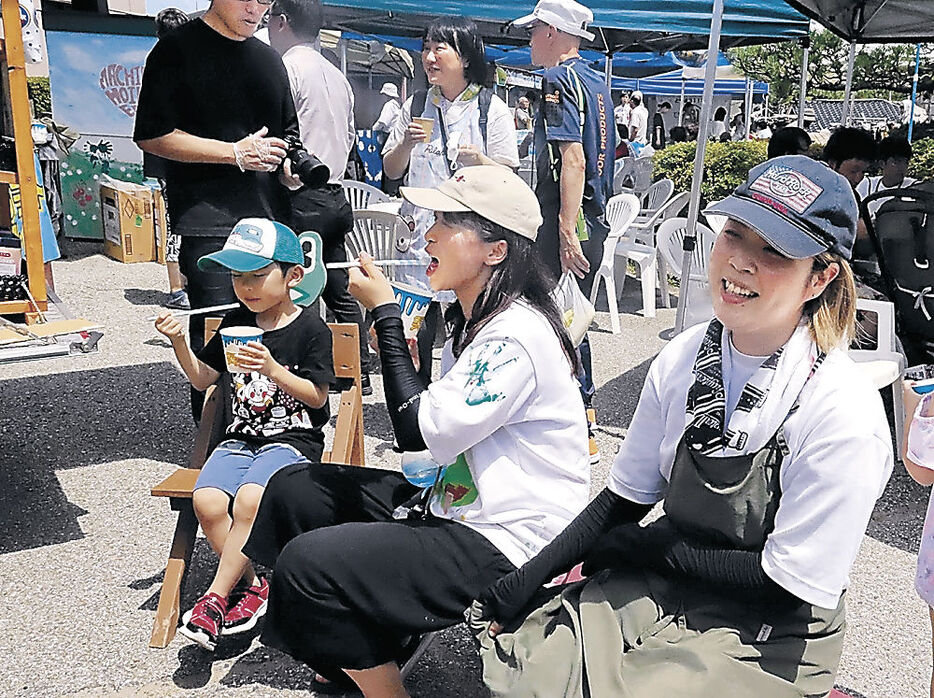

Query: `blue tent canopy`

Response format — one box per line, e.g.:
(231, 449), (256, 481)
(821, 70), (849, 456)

(613, 68), (768, 97)
(324, 0), (808, 52)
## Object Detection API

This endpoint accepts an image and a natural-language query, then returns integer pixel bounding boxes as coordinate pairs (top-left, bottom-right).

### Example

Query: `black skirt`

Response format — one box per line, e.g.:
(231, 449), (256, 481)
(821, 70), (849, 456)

(243, 461), (516, 677)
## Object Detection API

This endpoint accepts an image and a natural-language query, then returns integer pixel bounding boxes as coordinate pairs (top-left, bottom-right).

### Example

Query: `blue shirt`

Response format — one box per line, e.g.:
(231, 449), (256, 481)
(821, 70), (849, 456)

(534, 57), (614, 219)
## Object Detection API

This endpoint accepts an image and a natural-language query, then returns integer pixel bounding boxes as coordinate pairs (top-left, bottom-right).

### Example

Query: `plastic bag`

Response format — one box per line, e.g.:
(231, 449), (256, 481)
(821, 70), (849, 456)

(551, 271), (595, 347)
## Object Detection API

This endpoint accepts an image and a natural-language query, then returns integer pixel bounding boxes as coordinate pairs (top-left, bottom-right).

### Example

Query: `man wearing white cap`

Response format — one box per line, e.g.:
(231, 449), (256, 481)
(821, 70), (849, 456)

(372, 82), (402, 142)
(513, 0), (614, 463)
(628, 90), (649, 146)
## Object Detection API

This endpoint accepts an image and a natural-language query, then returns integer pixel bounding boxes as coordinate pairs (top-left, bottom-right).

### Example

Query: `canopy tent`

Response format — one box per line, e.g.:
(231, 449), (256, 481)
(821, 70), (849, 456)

(782, 1), (934, 128)
(783, 1), (934, 42)
(611, 68), (768, 97)
(322, 0), (808, 53)
(492, 47), (693, 78)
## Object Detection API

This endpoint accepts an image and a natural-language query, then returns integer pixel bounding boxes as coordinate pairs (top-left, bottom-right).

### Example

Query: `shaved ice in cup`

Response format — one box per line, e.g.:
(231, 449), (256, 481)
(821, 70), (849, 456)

(220, 326), (264, 372)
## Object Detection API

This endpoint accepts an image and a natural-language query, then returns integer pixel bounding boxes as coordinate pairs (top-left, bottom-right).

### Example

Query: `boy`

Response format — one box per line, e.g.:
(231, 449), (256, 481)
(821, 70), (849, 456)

(154, 217), (333, 651)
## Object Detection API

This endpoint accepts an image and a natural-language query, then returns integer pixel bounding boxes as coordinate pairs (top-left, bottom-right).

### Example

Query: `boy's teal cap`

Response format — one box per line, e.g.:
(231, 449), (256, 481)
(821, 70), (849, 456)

(198, 218), (303, 272)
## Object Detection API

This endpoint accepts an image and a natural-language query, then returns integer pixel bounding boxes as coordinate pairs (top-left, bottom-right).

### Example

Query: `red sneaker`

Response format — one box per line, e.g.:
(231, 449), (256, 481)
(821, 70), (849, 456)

(222, 576), (269, 635)
(179, 592), (227, 651)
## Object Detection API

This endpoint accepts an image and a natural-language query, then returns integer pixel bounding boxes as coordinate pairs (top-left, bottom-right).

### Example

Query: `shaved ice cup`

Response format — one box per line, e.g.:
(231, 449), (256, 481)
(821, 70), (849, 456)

(391, 281), (432, 340)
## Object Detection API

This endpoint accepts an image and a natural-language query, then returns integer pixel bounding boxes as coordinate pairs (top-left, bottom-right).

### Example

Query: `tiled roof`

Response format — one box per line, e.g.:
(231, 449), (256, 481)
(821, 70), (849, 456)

(807, 99), (902, 132)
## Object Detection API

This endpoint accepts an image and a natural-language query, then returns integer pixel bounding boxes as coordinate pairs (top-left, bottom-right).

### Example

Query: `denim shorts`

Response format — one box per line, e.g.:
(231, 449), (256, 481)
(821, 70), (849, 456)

(195, 440), (307, 496)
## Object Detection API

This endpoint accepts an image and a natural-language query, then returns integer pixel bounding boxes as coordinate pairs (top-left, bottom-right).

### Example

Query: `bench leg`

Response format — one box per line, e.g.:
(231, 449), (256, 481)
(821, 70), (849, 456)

(149, 502), (198, 648)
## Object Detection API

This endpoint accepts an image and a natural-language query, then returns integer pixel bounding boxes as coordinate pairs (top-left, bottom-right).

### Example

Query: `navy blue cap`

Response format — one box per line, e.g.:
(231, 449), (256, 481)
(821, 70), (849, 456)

(198, 218), (304, 272)
(704, 155), (858, 260)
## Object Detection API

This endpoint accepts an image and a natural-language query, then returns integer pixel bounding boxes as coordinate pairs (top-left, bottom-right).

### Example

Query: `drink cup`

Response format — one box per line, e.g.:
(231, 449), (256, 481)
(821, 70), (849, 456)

(412, 117), (434, 143)
(220, 326), (264, 372)
(390, 281), (432, 340)
(401, 450), (447, 488)
(906, 364), (934, 395)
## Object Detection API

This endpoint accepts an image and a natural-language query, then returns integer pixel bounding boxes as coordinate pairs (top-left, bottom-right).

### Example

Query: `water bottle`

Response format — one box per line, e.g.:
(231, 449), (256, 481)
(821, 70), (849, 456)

(400, 450), (446, 489)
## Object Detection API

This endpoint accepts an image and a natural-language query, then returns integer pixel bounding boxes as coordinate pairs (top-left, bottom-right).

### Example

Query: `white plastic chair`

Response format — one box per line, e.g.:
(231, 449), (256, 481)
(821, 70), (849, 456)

(613, 157), (635, 194)
(342, 179), (391, 211)
(588, 193), (640, 332)
(656, 217), (718, 327)
(634, 179), (675, 227)
(849, 297), (907, 453)
(347, 211), (412, 282)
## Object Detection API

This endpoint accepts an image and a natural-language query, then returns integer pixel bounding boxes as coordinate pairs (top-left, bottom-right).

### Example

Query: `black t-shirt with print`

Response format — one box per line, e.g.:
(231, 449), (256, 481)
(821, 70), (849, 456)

(199, 306), (334, 462)
(134, 19), (299, 237)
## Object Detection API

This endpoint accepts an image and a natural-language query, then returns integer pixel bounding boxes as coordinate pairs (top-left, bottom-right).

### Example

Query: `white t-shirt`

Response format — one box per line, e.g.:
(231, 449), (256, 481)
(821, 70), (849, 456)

(629, 105), (649, 144)
(615, 103), (631, 127)
(383, 86), (519, 293)
(607, 322), (893, 609)
(281, 44), (355, 185)
(856, 175), (918, 218)
(373, 98), (401, 134)
(710, 120), (727, 140)
(417, 301), (590, 567)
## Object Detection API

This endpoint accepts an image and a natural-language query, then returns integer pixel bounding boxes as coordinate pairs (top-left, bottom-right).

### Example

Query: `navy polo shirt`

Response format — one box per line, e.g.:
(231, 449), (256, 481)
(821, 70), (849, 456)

(534, 57), (614, 220)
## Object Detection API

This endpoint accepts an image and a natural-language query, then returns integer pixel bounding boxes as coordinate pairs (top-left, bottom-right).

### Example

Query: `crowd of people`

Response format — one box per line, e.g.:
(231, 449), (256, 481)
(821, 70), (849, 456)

(135, 0), (929, 695)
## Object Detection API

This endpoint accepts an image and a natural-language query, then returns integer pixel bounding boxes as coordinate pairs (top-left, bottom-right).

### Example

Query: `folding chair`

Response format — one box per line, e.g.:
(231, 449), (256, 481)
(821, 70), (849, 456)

(148, 322), (366, 648)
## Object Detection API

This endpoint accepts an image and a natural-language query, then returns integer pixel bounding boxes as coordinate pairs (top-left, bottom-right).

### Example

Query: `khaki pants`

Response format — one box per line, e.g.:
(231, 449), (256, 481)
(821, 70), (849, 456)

(469, 567), (845, 698)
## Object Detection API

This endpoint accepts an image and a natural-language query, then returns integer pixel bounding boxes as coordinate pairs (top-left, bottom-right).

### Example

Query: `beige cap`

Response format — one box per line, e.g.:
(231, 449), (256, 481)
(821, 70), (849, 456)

(400, 166), (543, 241)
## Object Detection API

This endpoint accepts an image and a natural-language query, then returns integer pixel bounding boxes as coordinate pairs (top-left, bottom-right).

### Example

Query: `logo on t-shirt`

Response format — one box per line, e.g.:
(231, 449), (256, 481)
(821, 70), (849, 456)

(464, 341), (517, 406)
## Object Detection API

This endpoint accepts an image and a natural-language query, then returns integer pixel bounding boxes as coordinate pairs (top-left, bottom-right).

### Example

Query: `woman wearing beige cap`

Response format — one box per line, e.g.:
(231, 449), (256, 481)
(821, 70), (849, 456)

(242, 166), (589, 697)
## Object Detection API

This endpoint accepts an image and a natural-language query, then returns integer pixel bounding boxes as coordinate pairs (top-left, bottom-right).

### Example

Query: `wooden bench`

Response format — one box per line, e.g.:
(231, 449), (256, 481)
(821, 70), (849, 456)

(148, 321), (366, 648)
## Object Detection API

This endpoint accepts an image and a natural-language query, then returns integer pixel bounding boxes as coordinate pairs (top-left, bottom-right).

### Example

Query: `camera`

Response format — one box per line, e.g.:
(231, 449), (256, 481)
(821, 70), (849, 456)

(283, 135), (330, 188)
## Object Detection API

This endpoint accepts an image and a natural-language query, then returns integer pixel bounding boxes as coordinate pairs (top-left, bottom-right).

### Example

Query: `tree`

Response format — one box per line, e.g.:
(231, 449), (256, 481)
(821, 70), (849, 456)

(728, 31), (934, 110)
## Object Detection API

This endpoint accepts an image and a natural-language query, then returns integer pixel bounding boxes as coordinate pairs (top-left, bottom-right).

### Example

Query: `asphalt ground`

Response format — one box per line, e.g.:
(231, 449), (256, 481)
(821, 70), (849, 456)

(0, 241), (929, 697)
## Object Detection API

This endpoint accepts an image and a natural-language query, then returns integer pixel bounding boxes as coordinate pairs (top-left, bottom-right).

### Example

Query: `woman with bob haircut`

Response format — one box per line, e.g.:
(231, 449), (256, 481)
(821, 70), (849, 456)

(382, 15), (519, 384)
(243, 166), (590, 697)
(469, 155), (894, 697)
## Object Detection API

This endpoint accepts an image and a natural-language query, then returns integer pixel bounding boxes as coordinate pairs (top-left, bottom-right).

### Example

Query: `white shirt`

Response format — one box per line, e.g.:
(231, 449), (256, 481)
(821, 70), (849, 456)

(629, 104), (649, 144)
(615, 103), (631, 127)
(383, 86), (519, 293)
(856, 175), (918, 218)
(418, 302), (590, 567)
(607, 322), (893, 609)
(372, 98), (401, 134)
(281, 43), (355, 185)
(710, 120), (727, 139)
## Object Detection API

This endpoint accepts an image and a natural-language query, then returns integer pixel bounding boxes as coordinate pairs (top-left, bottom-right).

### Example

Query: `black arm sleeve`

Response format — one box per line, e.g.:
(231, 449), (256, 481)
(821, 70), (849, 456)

(479, 488), (652, 624)
(371, 302), (427, 451)
(665, 542), (800, 603)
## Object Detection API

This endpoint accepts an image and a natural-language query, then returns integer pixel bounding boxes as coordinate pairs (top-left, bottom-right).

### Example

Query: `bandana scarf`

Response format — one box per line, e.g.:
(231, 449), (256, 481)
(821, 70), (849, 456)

(684, 319), (825, 456)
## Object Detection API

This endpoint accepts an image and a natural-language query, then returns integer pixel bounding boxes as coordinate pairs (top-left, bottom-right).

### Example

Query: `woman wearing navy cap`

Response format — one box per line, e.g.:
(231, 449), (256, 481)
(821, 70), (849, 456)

(470, 155), (894, 697)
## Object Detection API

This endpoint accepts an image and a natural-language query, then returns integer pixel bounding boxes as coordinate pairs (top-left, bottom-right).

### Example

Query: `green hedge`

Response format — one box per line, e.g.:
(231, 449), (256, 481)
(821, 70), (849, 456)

(27, 77), (51, 116)
(908, 138), (934, 182)
(652, 137), (934, 206)
(652, 140), (768, 207)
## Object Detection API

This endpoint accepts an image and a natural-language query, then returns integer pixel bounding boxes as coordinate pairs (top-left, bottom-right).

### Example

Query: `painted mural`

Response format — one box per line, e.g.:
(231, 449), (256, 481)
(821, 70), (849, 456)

(47, 31), (154, 238)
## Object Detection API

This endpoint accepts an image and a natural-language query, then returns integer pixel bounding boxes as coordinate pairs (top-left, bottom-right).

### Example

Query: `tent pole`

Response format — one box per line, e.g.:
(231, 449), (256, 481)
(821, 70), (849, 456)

(605, 52), (613, 88)
(340, 37), (347, 76)
(678, 78), (686, 125)
(797, 35), (810, 129)
(841, 40), (856, 126)
(675, 0), (724, 334)
(744, 77), (752, 138)
(909, 43), (921, 142)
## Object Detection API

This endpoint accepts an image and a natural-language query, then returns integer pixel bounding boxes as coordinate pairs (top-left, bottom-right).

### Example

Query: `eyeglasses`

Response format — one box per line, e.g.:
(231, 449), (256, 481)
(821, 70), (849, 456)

(236, 0), (274, 6)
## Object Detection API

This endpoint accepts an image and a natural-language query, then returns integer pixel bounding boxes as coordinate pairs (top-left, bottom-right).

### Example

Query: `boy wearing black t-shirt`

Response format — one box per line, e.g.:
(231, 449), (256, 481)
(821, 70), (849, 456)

(154, 218), (333, 651)
(135, 2), (301, 417)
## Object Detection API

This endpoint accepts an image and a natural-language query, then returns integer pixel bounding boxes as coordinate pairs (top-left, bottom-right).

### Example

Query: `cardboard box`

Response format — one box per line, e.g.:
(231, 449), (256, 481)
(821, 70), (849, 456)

(151, 186), (168, 265)
(0, 244), (20, 276)
(101, 180), (155, 263)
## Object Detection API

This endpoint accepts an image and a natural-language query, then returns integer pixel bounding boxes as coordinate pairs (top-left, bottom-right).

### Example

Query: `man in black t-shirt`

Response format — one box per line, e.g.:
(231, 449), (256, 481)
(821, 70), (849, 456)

(135, 0), (300, 417)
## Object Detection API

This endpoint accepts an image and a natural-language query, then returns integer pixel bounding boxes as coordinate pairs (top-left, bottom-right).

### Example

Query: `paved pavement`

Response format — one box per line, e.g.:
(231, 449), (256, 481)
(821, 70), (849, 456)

(0, 242), (929, 697)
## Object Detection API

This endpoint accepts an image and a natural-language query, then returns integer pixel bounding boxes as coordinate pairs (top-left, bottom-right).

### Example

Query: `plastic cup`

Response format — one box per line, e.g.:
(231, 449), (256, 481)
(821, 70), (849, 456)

(906, 364), (934, 395)
(220, 326), (264, 372)
(391, 281), (432, 340)
(401, 450), (447, 488)
(412, 117), (434, 143)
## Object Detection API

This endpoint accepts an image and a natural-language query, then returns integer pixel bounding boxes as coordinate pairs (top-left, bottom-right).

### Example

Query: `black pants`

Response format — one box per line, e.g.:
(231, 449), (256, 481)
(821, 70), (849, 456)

(178, 235), (238, 420)
(291, 184), (369, 372)
(537, 204), (608, 404)
(243, 462), (515, 678)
